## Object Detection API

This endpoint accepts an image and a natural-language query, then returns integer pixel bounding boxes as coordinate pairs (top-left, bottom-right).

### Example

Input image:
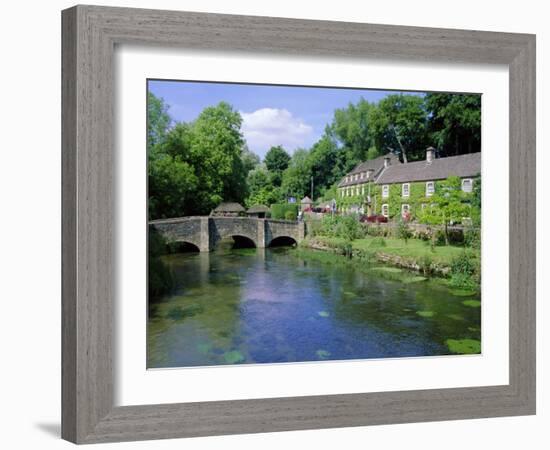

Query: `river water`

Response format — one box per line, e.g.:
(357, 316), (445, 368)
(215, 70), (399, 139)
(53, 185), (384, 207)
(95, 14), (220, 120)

(147, 246), (481, 368)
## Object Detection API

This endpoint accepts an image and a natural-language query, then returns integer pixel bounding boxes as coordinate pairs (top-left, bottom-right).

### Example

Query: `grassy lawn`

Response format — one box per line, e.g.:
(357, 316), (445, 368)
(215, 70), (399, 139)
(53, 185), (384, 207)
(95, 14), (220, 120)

(312, 235), (478, 267)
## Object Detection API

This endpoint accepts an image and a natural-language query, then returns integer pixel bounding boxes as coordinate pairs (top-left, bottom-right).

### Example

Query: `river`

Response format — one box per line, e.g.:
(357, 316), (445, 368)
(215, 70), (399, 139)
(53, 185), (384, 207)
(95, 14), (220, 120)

(147, 245), (481, 368)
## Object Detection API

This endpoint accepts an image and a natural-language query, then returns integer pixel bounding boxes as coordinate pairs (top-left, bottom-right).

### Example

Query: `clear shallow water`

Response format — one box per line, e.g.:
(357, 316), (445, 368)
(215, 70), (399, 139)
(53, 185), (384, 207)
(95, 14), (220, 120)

(147, 246), (481, 368)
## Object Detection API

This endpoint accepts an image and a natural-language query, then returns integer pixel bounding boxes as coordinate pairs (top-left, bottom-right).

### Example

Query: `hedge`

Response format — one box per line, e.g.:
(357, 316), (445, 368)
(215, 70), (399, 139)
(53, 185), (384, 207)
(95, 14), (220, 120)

(271, 203), (299, 220)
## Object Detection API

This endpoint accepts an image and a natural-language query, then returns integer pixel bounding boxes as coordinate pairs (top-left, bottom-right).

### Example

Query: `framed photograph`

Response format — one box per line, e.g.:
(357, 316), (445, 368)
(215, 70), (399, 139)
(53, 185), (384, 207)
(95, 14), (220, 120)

(62, 5), (536, 444)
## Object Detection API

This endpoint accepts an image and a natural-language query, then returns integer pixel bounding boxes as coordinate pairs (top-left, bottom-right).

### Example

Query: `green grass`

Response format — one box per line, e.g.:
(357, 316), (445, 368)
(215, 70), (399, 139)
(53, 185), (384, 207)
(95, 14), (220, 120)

(352, 237), (477, 266)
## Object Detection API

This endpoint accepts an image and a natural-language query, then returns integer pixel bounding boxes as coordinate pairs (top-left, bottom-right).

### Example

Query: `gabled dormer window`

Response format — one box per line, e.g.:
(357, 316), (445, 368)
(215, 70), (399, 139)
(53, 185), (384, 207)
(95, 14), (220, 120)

(402, 183), (410, 198)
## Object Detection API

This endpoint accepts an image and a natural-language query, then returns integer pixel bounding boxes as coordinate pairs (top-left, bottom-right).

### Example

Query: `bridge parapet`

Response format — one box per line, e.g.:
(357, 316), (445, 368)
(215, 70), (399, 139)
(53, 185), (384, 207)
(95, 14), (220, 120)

(149, 216), (305, 252)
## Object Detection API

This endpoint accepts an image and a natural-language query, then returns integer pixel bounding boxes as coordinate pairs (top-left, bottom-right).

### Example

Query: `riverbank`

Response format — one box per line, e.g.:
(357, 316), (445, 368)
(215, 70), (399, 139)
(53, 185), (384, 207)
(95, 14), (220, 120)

(301, 235), (480, 289)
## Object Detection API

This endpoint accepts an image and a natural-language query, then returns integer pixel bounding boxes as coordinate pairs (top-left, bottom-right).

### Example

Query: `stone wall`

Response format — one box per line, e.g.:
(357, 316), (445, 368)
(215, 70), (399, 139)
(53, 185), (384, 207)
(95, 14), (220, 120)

(150, 216), (305, 252)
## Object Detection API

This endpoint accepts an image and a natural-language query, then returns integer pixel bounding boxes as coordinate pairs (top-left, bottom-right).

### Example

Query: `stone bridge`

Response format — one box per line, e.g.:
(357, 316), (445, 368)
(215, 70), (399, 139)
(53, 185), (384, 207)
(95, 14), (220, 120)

(149, 216), (306, 252)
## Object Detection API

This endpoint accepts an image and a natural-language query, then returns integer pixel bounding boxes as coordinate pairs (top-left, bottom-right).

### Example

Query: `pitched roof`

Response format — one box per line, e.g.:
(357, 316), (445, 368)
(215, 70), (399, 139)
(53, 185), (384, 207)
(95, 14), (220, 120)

(338, 153), (400, 187)
(212, 202), (246, 212)
(247, 204), (270, 213)
(375, 152), (481, 184)
(301, 196), (313, 204)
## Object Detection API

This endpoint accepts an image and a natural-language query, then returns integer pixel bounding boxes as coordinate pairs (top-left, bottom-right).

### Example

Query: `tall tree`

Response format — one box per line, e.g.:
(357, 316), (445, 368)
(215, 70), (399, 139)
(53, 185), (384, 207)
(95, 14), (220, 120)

(369, 94), (428, 162)
(264, 145), (291, 186)
(147, 92), (171, 151)
(330, 98), (376, 168)
(307, 134), (342, 198)
(425, 93), (481, 156)
(280, 149), (313, 200)
(150, 101), (247, 218)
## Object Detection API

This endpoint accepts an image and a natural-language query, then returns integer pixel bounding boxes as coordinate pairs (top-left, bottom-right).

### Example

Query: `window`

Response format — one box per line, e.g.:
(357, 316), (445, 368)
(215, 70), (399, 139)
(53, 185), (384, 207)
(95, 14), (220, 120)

(382, 184), (389, 198)
(360, 172), (364, 179)
(462, 178), (473, 193)
(361, 185), (365, 195)
(426, 181), (435, 197)
(402, 183), (410, 197)
(381, 204), (389, 217)
(401, 204), (410, 215)
(356, 187), (360, 196)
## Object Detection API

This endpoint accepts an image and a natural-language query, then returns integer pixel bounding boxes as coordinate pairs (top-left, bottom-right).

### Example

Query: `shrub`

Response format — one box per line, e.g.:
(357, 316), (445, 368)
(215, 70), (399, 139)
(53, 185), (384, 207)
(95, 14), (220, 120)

(419, 255), (434, 276)
(271, 203), (298, 220)
(447, 228), (465, 245)
(464, 227), (481, 249)
(450, 250), (480, 289)
(397, 221), (412, 243)
(284, 210), (296, 221)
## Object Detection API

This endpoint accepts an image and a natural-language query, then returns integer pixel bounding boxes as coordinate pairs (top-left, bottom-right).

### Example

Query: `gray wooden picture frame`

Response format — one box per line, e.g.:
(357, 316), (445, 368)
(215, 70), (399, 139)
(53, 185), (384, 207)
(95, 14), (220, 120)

(61, 4), (536, 444)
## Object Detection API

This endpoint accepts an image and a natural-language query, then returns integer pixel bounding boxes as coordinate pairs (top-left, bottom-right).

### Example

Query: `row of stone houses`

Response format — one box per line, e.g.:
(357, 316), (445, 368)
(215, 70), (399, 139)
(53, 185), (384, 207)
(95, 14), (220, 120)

(337, 147), (481, 218)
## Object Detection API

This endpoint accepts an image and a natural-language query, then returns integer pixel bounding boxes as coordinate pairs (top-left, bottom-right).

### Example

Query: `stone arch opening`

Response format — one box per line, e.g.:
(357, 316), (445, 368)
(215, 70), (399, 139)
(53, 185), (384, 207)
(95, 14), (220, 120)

(216, 235), (257, 250)
(268, 236), (297, 248)
(169, 241), (200, 253)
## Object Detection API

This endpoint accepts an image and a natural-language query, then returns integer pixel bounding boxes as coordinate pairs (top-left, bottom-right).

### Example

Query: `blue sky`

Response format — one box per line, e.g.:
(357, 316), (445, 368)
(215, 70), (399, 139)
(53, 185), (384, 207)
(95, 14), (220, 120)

(148, 80), (423, 160)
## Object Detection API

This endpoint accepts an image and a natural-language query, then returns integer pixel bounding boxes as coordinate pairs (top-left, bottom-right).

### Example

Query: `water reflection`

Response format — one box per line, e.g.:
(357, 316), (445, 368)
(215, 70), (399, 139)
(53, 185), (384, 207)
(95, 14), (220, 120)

(147, 246), (481, 368)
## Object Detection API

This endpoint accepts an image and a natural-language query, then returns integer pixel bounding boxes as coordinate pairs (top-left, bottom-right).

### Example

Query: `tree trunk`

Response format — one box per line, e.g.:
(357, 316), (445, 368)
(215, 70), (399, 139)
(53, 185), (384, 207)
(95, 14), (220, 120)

(391, 126), (408, 163)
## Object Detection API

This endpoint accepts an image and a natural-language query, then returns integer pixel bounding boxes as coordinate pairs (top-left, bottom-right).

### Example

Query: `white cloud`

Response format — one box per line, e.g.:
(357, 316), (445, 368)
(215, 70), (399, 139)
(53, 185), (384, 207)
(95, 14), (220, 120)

(240, 108), (314, 158)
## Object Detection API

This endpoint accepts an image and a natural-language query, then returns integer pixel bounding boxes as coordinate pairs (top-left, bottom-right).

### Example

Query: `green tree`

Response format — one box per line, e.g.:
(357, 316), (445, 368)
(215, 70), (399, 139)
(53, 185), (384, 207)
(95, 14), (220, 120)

(147, 92), (171, 151)
(419, 176), (471, 244)
(245, 167), (281, 207)
(280, 149), (313, 200)
(425, 93), (481, 156)
(150, 101), (247, 218)
(307, 134), (343, 198)
(369, 94), (428, 162)
(330, 98), (376, 168)
(148, 155), (198, 219)
(264, 145), (291, 186)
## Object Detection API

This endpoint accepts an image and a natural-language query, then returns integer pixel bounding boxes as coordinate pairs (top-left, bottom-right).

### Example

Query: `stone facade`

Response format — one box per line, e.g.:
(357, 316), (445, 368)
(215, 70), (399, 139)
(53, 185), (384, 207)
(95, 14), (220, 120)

(150, 216), (305, 252)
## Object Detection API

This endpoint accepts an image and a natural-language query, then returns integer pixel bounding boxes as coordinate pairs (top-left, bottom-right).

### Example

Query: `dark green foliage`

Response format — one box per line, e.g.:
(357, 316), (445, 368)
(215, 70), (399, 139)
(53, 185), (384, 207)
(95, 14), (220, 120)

(264, 145), (291, 186)
(464, 227), (481, 249)
(271, 203), (298, 220)
(425, 93), (481, 157)
(450, 250), (480, 289)
(147, 91), (171, 150)
(245, 167), (282, 207)
(284, 210), (296, 221)
(148, 99), (249, 218)
(148, 228), (173, 298)
(280, 149), (313, 199)
(369, 94), (428, 162)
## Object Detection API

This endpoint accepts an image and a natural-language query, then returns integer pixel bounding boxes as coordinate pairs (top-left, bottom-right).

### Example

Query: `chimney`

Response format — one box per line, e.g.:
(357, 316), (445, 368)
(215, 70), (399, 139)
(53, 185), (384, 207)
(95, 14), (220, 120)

(426, 147), (436, 164)
(383, 155), (391, 168)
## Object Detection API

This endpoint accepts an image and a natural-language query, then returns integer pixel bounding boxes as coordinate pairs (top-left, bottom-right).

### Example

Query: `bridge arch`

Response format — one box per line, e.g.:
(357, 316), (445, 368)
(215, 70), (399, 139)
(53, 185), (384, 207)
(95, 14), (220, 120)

(215, 234), (257, 249)
(267, 236), (297, 247)
(169, 240), (200, 253)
